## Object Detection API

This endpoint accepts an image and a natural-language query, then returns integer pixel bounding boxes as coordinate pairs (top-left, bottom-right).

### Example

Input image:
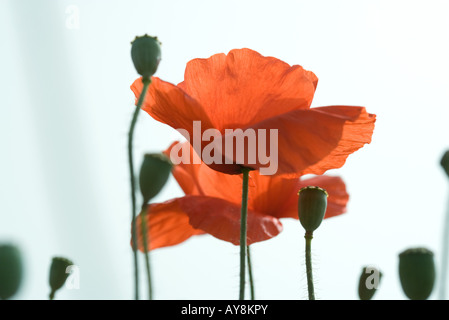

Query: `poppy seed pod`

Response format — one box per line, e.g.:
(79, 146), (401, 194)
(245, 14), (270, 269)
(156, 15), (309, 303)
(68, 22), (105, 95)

(441, 150), (449, 178)
(0, 244), (23, 300)
(358, 266), (382, 300)
(139, 153), (173, 205)
(131, 34), (161, 80)
(49, 257), (73, 300)
(297, 186), (328, 233)
(399, 248), (435, 300)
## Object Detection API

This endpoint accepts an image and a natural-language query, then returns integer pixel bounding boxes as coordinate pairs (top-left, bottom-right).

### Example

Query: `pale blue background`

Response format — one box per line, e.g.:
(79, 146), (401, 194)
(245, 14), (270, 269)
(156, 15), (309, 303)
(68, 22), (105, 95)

(1, 0), (449, 299)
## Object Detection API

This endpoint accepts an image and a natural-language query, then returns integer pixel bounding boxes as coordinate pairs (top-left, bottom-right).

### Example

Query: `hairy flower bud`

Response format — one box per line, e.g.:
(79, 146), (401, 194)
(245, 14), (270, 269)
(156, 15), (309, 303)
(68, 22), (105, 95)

(399, 247), (435, 300)
(441, 150), (449, 178)
(0, 244), (23, 300)
(297, 186), (328, 233)
(49, 256), (73, 300)
(358, 266), (382, 300)
(139, 153), (173, 205)
(131, 34), (161, 80)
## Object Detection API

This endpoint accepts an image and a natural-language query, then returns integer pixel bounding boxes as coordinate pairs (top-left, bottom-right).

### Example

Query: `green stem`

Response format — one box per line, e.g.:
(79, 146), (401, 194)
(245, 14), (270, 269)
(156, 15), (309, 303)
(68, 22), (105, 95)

(305, 232), (315, 300)
(239, 167), (251, 300)
(129, 78), (151, 300)
(141, 204), (153, 300)
(440, 195), (449, 299)
(247, 245), (255, 300)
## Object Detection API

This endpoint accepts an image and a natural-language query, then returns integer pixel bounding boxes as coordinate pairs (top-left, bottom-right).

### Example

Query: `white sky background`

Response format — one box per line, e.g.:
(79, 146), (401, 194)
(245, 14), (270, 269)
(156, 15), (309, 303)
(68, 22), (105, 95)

(1, 0), (449, 300)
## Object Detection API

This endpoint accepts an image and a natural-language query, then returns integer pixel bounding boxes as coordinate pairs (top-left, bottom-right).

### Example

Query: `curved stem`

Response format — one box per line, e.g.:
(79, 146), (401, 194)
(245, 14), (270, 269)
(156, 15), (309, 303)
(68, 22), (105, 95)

(305, 231), (315, 300)
(129, 78), (151, 300)
(141, 205), (153, 300)
(247, 245), (255, 300)
(239, 167), (251, 300)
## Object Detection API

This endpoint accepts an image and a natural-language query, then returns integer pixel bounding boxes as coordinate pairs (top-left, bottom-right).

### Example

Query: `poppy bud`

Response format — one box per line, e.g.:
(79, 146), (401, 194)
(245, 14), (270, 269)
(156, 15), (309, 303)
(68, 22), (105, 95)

(49, 256), (73, 300)
(0, 244), (23, 300)
(297, 186), (328, 233)
(399, 247), (435, 300)
(139, 153), (173, 205)
(441, 150), (449, 178)
(358, 266), (382, 300)
(131, 34), (161, 80)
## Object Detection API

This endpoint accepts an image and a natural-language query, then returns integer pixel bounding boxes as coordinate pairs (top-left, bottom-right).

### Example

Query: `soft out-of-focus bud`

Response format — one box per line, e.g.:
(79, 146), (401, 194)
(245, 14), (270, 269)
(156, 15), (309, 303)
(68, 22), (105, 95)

(399, 247), (435, 300)
(441, 150), (449, 178)
(131, 34), (161, 80)
(139, 153), (173, 205)
(358, 266), (382, 300)
(0, 244), (23, 300)
(49, 256), (73, 300)
(297, 186), (328, 234)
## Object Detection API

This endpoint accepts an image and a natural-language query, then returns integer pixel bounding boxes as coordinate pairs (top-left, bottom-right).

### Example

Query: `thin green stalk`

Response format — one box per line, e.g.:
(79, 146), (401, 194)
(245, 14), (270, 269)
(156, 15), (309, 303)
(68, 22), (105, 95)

(128, 78), (151, 300)
(305, 232), (315, 300)
(247, 245), (255, 300)
(239, 167), (251, 300)
(440, 195), (449, 299)
(141, 205), (153, 300)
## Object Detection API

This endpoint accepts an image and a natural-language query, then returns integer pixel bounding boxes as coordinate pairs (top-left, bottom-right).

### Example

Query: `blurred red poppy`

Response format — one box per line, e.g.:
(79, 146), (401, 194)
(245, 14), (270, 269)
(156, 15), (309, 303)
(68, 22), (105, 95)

(134, 142), (349, 250)
(131, 48), (376, 176)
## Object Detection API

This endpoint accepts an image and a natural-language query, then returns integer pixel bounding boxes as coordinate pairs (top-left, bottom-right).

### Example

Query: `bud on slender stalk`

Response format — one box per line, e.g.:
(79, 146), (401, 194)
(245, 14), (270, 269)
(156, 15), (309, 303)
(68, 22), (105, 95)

(399, 247), (435, 300)
(441, 150), (449, 178)
(131, 34), (161, 80)
(297, 186), (328, 300)
(0, 244), (23, 300)
(49, 257), (73, 300)
(358, 266), (382, 300)
(139, 153), (173, 205)
(297, 186), (328, 233)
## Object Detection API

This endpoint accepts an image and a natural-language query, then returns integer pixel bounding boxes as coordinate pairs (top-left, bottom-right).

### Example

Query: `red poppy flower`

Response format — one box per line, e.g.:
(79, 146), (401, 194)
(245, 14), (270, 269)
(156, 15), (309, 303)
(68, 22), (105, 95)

(131, 48), (376, 176)
(134, 142), (349, 251)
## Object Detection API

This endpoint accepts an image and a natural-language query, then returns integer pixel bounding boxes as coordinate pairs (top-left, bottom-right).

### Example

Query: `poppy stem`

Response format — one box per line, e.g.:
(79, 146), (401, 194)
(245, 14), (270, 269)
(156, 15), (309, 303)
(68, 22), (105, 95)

(239, 167), (251, 300)
(439, 195), (449, 299)
(141, 204), (153, 300)
(304, 231), (315, 300)
(128, 77), (151, 300)
(247, 245), (255, 300)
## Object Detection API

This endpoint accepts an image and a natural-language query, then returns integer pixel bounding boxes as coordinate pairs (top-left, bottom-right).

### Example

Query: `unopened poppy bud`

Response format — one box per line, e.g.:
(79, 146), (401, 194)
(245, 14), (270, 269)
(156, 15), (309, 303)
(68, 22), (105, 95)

(358, 266), (382, 300)
(49, 257), (73, 300)
(297, 186), (328, 233)
(131, 34), (161, 80)
(139, 153), (173, 205)
(399, 247), (435, 300)
(441, 150), (449, 178)
(0, 244), (23, 300)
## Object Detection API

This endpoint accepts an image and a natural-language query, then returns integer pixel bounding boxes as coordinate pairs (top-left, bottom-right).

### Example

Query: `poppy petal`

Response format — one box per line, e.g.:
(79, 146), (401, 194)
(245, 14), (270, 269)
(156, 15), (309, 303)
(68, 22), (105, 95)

(164, 141), (244, 203)
(178, 48), (318, 131)
(134, 199), (204, 251)
(276, 175), (349, 220)
(163, 141), (203, 196)
(235, 105), (376, 176)
(130, 77), (215, 146)
(196, 165), (243, 204)
(178, 195), (283, 245)
(300, 106), (376, 176)
(246, 171), (301, 216)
